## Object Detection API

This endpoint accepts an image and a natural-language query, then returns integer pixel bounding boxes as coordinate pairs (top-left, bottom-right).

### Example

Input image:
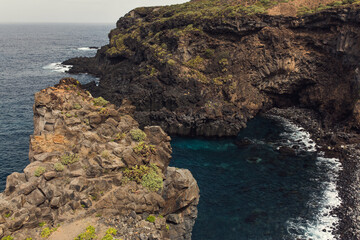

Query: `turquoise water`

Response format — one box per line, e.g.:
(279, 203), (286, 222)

(171, 116), (341, 239)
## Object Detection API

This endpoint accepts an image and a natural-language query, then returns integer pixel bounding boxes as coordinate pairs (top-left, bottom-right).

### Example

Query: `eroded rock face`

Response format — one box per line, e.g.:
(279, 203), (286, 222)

(0, 78), (199, 240)
(64, 4), (360, 137)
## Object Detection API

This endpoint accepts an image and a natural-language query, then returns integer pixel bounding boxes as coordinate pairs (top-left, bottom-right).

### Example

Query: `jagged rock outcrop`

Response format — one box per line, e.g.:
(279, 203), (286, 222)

(64, 1), (360, 137)
(0, 78), (199, 240)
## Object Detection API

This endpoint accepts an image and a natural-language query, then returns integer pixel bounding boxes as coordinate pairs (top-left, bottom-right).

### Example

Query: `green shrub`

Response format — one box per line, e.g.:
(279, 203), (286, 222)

(101, 235), (113, 240)
(166, 224), (170, 231)
(41, 227), (52, 238)
(73, 103), (82, 110)
(1, 236), (14, 240)
(74, 225), (97, 240)
(39, 222), (46, 227)
(167, 59), (176, 66)
(123, 164), (163, 191)
(101, 228), (117, 240)
(105, 228), (117, 236)
(61, 153), (79, 165)
(113, 132), (126, 142)
(99, 107), (109, 115)
(123, 165), (150, 184)
(93, 97), (109, 107)
(186, 55), (204, 69)
(54, 162), (65, 172)
(146, 215), (156, 223)
(34, 167), (46, 177)
(130, 129), (146, 142)
(133, 141), (156, 157)
(25, 238), (33, 240)
(141, 168), (163, 192)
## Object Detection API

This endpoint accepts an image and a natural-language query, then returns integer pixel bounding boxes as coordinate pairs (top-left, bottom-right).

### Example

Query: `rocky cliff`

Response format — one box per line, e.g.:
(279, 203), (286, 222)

(64, 0), (360, 137)
(0, 78), (199, 240)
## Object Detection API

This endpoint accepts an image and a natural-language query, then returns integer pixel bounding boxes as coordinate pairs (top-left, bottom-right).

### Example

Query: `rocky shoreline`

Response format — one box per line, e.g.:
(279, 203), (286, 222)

(266, 107), (360, 239)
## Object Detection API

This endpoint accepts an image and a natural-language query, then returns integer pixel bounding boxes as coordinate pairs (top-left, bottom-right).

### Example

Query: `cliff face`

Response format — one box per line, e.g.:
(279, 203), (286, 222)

(0, 78), (199, 240)
(64, 1), (360, 137)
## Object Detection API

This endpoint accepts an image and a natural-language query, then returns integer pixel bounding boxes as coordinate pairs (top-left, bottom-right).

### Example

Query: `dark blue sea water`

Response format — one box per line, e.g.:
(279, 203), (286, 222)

(0, 24), (342, 240)
(0, 23), (112, 189)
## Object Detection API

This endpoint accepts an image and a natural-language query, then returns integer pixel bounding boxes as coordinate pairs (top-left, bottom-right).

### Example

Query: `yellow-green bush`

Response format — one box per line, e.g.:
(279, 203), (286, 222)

(133, 141), (156, 157)
(1, 236), (14, 240)
(93, 97), (109, 107)
(146, 215), (156, 223)
(54, 162), (64, 172)
(123, 164), (163, 192)
(130, 129), (147, 142)
(61, 154), (79, 165)
(74, 225), (97, 240)
(34, 167), (46, 177)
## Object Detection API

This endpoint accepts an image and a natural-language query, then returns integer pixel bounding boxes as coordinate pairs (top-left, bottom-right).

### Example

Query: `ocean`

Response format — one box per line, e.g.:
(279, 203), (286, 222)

(0, 24), (342, 240)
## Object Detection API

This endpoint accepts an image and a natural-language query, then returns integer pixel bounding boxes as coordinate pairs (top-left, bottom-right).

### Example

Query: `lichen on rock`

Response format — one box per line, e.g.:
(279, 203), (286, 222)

(0, 78), (199, 240)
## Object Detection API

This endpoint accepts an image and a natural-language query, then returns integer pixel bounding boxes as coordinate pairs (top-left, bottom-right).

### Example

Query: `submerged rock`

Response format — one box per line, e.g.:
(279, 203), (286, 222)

(0, 78), (199, 240)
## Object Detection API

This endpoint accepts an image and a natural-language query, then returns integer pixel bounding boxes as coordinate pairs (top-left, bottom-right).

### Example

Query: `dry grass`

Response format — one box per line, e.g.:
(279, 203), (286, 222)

(268, 0), (343, 16)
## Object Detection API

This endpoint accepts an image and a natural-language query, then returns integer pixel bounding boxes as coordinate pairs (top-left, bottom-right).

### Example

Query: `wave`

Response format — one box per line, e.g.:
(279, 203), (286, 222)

(77, 47), (98, 51)
(42, 62), (72, 73)
(268, 115), (317, 152)
(265, 115), (342, 239)
(286, 155), (342, 240)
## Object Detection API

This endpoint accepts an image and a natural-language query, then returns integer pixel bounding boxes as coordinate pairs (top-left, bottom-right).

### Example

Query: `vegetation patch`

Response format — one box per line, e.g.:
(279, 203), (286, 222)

(61, 153), (79, 165)
(123, 164), (163, 192)
(186, 55), (205, 70)
(39, 222), (46, 227)
(54, 162), (65, 172)
(74, 225), (97, 240)
(93, 97), (109, 107)
(1, 236), (14, 240)
(100, 150), (111, 160)
(99, 107), (109, 116)
(130, 129), (147, 142)
(73, 103), (82, 110)
(3, 212), (11, 218)
(133, 141), (156, 157)
(40, 226), (58, 238)
(146, 215), (156, 223)
(101, 228), (117, 240)
(112, 132), (126, 142)
(34, 166), (46, 177)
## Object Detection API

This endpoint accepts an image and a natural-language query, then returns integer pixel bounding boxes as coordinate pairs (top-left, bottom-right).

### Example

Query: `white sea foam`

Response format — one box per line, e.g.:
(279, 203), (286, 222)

(268, 115), (317, 152)
(286, 156), (342, 240)
(77, 47), (98, 51)
(270, 116), (342, 240)
(42, 62), (72, 73)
